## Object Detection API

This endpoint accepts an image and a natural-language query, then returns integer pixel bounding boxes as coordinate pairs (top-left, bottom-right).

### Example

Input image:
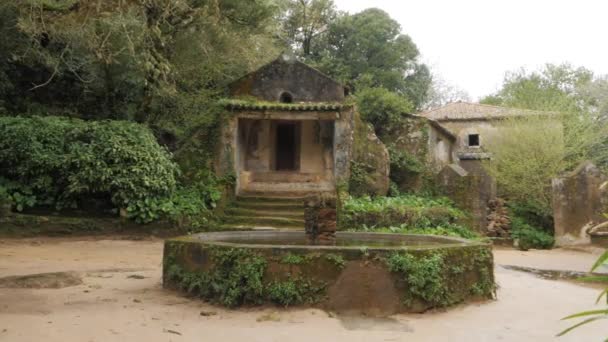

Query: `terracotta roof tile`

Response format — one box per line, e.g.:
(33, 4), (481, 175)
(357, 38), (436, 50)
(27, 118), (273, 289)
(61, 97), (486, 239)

(420, 102), (546, 121)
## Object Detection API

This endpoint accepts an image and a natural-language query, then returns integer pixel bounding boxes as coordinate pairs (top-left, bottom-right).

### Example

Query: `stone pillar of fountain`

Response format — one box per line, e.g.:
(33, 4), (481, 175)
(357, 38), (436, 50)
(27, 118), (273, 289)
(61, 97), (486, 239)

(304, 193), (337, 244)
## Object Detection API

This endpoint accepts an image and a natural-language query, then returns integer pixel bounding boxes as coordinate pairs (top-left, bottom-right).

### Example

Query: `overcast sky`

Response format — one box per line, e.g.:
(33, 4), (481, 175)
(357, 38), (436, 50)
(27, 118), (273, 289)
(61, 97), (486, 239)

(333, 0), (608, 100)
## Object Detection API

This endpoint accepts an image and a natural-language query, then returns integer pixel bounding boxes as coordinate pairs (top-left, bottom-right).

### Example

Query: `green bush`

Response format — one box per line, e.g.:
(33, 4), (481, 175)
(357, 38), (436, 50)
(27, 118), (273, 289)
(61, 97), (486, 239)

(341, 195), (464, 229)
(355, 87), (414, 137)
(511, 216), (554, 250)
(0, 116), (181, 220)
(341, 195), (478, 239)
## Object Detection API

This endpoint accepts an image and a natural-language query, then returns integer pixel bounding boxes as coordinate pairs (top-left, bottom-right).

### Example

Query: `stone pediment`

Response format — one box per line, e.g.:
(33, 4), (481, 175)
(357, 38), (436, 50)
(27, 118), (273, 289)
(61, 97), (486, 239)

(228, 54), (346, 103)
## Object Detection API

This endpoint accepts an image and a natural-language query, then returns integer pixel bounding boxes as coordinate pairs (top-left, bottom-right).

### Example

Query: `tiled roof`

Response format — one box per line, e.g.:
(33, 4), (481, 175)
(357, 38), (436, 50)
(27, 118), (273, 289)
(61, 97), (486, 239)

(221, 99), (346, 112)
(420, 102), (545, 121)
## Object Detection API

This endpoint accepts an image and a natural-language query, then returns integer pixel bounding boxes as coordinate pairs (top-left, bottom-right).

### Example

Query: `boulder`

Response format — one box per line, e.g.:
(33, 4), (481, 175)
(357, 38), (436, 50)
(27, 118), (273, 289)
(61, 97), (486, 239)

(349, 112), (390, 196)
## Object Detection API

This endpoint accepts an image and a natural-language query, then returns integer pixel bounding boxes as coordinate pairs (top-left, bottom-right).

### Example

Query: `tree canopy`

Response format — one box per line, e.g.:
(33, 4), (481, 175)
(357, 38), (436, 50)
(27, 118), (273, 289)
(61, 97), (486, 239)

(480, 64), (608, 215)
(307, 8), (431, 109)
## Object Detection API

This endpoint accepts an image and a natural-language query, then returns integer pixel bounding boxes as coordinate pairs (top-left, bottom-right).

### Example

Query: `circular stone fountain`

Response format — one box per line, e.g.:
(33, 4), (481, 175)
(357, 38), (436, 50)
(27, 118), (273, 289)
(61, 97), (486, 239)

(163, 231), (495, 314)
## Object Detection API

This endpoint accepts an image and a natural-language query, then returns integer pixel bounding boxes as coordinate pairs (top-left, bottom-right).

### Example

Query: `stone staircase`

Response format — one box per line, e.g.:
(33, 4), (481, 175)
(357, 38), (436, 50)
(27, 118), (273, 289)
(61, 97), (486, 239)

(220, 196), (305, 231)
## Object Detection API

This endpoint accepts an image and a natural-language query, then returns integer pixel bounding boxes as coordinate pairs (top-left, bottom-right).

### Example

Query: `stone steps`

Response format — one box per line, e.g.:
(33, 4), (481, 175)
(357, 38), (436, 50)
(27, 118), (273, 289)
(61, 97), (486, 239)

(221, 195), (306, 231)
(232, 201), (304, 211)
(225, 207), (303, 219)
(223, 215), (304, 228)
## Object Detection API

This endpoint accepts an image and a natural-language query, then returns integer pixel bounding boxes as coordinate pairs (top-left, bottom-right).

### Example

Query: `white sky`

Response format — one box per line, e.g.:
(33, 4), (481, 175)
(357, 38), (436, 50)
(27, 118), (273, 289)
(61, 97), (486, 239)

(333, 0), (608, 100)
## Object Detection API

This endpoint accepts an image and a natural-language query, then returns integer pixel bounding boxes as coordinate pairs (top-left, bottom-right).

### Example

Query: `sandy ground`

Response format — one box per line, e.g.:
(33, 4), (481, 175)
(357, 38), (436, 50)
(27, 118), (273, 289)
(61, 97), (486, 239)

(0, 237), (606, 342)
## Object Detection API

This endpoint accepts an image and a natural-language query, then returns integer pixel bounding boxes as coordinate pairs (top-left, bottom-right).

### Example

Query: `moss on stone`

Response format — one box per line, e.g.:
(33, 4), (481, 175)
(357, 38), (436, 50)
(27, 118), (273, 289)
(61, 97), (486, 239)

(162, 235), (495, 312)
(280, 253), (307, 265)
(385, 246), (495, 308)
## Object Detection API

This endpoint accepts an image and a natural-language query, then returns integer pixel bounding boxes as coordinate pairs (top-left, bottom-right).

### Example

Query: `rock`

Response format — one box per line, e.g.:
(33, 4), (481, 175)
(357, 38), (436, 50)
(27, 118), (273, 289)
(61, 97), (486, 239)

(127, 274), (145, 279)
(349, 111), (389, 196)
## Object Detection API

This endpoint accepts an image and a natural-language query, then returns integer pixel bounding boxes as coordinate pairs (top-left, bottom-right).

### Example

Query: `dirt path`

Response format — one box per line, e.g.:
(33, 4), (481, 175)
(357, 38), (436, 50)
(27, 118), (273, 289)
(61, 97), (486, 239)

(0, 237), (606, 341)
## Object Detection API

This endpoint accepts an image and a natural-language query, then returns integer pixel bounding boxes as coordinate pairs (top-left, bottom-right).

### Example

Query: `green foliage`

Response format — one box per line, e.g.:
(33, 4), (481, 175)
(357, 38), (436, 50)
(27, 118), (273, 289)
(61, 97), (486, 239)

(388, 148), (424, 174)
(511, 216), (555, 250)
(0, 0), (281, 125)
(0, 179), (35, 212)
(480, 64), (608, 214)
(308, 8), (431, 109)
(280, 253), (306, 265)
(508, 201), (553, 231)
(165, 247), (327, 307)
(341, 195), (465, 230)
(386, 249), (495, 307)
(347, 161), (375, 197)
(266, 279), (326, 307)
(0, 116), (179, 217)
(279, 0), (337, 56)
(386, 252), (450, 306)
(166, 247), (267, 307)
(355, 87), (414, 136)
(324, 253), (346, 269)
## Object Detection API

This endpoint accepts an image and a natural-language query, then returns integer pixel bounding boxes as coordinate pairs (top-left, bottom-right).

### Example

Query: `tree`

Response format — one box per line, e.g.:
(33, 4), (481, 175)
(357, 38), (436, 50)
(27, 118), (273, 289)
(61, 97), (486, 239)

(309, 8), (431, 109)
(424, 74), (471, 110)
(480, 64), (594, 113)
(355, 87), (414, 137)
(480, 64), (608, 215)
(279, 0), (337, 56)
(0, 0), (281, 123)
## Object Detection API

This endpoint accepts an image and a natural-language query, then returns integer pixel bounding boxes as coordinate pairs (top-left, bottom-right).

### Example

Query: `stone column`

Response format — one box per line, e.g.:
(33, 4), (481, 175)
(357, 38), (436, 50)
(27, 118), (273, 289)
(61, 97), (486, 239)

(304, 194), (338, 244)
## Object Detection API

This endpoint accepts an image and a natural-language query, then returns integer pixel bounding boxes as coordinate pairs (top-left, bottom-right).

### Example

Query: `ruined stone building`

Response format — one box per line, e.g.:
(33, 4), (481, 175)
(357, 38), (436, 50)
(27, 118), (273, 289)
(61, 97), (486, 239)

(217, 54), (357, 197)
(420, 102), (547, 234)
(421, 102), (547, 167)
(215, 55), (606, 244)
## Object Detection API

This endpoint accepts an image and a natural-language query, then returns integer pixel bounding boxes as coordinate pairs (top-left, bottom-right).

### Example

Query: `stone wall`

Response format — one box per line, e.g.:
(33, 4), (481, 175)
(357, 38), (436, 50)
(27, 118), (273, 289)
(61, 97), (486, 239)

(552, 161), (607, 245)
(349, 111), (389, 196)
(437, 163), (496, 232)
(229, 55), (345, 103)
(381, 115), (429, 192)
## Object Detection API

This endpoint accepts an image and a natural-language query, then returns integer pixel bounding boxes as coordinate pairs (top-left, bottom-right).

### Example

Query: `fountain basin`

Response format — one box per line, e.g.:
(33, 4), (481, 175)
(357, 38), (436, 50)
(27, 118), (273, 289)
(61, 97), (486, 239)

(163, 231), (495, 314)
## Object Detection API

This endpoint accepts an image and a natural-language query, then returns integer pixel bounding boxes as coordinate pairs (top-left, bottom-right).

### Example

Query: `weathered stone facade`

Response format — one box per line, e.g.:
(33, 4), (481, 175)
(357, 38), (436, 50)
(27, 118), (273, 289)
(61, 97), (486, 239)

(218, 55), (366, 197)
(552, 161), (607, 245)
(229, 54), (345, 103)
(437, 163), (496, 232)
(349, 113), (390, 196)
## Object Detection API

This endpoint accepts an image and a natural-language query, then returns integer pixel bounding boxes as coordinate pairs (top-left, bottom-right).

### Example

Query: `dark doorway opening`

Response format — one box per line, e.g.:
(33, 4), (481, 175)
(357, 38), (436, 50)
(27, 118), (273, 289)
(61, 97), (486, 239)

(275, 123), (300, 171)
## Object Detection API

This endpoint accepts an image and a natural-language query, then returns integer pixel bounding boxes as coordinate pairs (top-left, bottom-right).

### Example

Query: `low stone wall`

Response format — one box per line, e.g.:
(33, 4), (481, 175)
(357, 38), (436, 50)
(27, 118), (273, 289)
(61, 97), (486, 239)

(552, 161), (607, 245)
(163, 232), (495, 315)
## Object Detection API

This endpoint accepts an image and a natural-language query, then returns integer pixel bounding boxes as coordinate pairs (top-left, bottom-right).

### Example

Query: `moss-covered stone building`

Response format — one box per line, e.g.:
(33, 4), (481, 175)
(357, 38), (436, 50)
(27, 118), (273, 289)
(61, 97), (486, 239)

(218, 54), (389, 198)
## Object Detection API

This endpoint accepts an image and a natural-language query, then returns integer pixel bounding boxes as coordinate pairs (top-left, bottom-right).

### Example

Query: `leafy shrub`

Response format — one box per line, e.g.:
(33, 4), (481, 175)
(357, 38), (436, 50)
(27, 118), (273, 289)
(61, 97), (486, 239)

(127, 170), (225, 224)
(389, 147), (424, 174)
(355, 87), (414, 137)
(166, 248), (267, 307)
(266, 280), (325, 307)
(386, 252), (451, 306)
(0, 179), (35, 211)
(0, 116), (180, 220)
(511, 216), (554, 250)
(341, 195), (464, 229)
(342, 195), (477, 239)
(508, 201), (554, 231)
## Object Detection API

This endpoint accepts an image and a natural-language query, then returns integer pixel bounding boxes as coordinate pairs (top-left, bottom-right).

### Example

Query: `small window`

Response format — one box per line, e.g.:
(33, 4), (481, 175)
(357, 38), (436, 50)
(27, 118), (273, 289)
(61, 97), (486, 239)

(279, 92), (293, 103)
(468, 134), (480, 147)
